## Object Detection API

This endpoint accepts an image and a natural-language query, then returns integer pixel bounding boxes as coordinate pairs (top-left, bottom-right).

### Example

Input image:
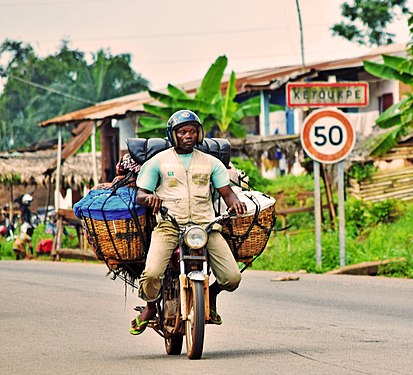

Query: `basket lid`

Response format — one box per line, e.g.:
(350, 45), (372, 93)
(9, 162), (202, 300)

(74, 187), (145, 220)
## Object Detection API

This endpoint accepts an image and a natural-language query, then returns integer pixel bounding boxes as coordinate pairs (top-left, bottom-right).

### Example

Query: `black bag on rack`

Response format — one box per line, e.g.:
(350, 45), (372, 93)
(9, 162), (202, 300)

(126, 137), (231, 168)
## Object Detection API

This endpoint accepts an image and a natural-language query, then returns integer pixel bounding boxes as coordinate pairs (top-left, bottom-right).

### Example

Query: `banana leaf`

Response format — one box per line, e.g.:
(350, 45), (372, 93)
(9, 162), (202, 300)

(142, 104), (173, 119)
(375, 96), (411, 128)
(195, 55), (227, 103)
(364, 60), (413, 85)
(382, 55), (413, 76)
(147, 90), (175, 105)
(138, 115), (165, 128)
(138, 127), (167, 139)
(233, 101), (284, 121)
(167, 84), (191, 99)
(137, 116), (167, 139)
(369, 125), (406, 157)
(228, 121), (246, 138)
(220, 71), (239, 133)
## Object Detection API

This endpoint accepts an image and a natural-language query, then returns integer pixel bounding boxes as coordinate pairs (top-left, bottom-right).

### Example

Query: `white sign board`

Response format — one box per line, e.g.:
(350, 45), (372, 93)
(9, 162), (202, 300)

(301, 109), (355, 164)
(287, 82), (369, 107)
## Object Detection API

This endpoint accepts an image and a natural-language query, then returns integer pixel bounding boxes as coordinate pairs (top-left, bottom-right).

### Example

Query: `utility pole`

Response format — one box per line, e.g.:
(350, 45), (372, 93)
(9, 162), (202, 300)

(295, 0), (305, 68)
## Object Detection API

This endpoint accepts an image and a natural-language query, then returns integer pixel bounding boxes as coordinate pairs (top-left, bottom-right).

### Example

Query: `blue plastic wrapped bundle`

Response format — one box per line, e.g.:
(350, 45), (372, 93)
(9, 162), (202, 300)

(73, 186), (150, 262)
(74, 187), (145, 220)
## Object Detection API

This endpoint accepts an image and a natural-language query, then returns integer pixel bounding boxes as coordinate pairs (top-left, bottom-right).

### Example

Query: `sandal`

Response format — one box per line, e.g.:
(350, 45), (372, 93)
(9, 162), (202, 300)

(208, 309), (222, 325)
(129, 316), (149, 335)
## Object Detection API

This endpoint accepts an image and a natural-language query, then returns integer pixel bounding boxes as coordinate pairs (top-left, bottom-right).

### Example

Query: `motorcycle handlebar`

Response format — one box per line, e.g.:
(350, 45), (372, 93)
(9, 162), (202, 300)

(158, 206), (238, 231)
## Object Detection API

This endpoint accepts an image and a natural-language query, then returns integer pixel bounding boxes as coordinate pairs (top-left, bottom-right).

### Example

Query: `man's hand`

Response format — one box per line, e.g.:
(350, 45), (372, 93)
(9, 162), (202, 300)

(144, 194), (163, 214)
(228, 200), (247, 216)
(217, 185), (247, 216)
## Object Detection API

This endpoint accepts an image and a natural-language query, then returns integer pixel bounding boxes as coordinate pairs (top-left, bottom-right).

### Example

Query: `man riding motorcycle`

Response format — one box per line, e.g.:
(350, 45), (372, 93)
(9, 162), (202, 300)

(131, 109), (247, 335)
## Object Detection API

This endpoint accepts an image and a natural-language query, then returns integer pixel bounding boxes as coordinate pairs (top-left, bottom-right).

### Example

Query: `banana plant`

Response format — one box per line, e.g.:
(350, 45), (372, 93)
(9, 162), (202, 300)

(138, 55), (284, 139)
(364, 55), (413, 156)
(362, 14), (413, 156)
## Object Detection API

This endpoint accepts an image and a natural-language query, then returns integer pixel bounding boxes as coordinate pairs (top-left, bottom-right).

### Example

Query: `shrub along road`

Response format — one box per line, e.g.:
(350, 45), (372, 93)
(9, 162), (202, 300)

(1, 261), (412, 374)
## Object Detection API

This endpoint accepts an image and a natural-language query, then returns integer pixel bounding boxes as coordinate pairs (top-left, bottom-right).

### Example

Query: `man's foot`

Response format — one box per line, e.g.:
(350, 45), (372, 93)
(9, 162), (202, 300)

(129, 303), (156, 336)
(208, 309), (223, 325)
(130, 316), (149, 335)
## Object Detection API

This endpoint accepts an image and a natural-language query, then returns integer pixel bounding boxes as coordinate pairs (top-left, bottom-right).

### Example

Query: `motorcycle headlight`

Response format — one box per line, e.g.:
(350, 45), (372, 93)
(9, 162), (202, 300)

(184, 226), (208, 249)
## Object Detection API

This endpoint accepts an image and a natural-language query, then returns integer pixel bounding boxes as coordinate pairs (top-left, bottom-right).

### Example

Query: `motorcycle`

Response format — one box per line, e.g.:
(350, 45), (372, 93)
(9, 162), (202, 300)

(136, 206), (234, 360)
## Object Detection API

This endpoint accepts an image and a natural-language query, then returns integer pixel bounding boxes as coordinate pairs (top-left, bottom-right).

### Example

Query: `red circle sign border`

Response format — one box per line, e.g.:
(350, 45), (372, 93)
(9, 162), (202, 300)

(301, 109), (355, 164)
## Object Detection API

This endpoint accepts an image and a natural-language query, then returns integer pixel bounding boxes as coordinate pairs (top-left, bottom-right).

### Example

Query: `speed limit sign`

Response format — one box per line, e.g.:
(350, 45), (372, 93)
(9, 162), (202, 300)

(301, 108), (355, 164)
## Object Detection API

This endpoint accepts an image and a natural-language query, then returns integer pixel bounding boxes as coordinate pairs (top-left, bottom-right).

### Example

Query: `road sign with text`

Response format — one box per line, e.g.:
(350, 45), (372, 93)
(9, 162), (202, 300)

(287, 82), (369, 107)
(301, 108), (355, 164)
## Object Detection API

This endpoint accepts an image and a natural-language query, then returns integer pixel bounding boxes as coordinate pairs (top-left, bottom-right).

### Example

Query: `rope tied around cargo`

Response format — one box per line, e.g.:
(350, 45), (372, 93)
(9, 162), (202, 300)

(75, 176), (152, 288)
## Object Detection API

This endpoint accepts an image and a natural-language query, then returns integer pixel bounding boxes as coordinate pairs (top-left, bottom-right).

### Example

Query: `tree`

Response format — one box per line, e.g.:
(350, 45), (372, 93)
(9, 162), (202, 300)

(363, 14), (413, 156)
(0, 39), (149, 151)
(331, 0), (409, 47)
(138, 55), (283, 138)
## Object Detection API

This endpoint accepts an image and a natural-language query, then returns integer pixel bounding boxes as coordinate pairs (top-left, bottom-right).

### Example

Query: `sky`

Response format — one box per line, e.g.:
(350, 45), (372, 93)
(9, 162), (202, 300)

(0, 0), (412, 90)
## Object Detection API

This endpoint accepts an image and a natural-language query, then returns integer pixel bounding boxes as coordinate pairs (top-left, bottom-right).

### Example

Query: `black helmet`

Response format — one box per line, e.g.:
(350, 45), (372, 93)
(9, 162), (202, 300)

(166, 110), (204, 147)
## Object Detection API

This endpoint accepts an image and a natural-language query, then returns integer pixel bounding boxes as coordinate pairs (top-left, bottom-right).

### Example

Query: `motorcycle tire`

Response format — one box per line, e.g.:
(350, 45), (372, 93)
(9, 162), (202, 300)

(185, 280), (205, 360)
(165, 335), (183, 355)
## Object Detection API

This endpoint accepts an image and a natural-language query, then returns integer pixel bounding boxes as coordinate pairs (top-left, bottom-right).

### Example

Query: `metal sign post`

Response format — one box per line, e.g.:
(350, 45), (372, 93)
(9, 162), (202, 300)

(313, 161), (322, 267)
(337, 161), (346, 267)
(301, 109), (355, 268)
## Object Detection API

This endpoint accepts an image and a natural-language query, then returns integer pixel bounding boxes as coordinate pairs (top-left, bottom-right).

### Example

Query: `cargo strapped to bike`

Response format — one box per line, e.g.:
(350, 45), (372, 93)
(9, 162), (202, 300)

(126, 137), (231, 167)
(219, 191), (276, 270)
(74, 176), (155, 286)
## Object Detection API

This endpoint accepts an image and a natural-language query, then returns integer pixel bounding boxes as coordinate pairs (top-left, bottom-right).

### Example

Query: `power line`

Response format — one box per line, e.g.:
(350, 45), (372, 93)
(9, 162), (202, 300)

(27, 26), (291, 44)
(11, 23), (335, 46)
(0, 0), (135, 7)
(8, 74), (96, 105)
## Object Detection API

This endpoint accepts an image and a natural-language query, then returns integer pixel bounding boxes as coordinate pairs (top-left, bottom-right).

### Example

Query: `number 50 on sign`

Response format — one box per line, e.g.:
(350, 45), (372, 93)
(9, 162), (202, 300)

(301, 109), (355, 164)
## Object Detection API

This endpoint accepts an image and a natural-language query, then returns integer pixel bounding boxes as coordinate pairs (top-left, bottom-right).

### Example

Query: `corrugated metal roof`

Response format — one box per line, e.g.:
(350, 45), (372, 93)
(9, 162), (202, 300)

(39, 43), (407, 127)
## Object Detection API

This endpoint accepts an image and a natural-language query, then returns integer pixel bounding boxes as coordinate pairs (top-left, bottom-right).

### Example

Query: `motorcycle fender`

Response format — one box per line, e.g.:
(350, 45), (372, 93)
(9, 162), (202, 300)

(179, 274), (188, 321)
(204, 274), (210, 321)
(187, 270), (205, 281)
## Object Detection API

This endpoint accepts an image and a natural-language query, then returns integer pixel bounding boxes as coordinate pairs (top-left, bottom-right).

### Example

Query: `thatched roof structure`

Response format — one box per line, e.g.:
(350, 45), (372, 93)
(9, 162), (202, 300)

(0, 149), (101, 189)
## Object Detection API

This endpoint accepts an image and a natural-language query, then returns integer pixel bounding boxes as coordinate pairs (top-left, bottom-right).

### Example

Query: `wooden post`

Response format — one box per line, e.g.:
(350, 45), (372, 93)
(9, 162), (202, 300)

(9, 181), (14, 228)
(91, 121), (98, 186)
(44, 178), (52, 226)
(321, 164), (336, 229)
(55, 126), (62, 211)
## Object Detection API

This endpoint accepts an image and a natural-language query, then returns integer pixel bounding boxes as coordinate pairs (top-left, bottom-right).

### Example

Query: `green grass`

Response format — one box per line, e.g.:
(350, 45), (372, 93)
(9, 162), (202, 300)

(0, 224), (80, 260)
(252, 200), (413, 278)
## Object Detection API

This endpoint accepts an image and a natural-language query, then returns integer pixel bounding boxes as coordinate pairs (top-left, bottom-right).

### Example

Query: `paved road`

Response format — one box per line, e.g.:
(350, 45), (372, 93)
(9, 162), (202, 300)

(1, 261), (412, 374)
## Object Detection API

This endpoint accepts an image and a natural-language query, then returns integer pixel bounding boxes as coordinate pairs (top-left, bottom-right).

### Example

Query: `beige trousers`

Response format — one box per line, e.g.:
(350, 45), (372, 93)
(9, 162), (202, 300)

(138, 221), (241, 302)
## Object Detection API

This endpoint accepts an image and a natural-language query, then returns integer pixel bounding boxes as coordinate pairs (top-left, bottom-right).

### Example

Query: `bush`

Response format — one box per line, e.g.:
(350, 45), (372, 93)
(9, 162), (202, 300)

(345, 198), (402, 237)
(348, 162), (376, 181)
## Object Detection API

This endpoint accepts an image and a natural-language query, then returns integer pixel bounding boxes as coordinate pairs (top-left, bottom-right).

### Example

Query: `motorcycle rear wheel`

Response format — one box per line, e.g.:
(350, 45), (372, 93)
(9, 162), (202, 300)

(165, 335), (183, 355)
(185, 280), (205, 360)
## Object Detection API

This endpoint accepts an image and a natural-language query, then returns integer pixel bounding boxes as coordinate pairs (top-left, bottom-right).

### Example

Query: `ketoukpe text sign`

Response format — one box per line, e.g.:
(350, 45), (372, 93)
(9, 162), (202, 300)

(286, 82), (369, 107)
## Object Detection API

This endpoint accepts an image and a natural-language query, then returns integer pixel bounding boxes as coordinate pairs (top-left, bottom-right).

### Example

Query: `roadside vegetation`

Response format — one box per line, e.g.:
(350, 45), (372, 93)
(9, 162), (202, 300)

(1, 159), (412, 279)
(232, 158), (413, 278)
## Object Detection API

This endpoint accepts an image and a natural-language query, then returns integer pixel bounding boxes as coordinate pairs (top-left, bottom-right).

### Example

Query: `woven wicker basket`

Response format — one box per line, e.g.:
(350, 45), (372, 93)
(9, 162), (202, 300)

(222, 203), (276, 262)
(83, 214), (148, 262)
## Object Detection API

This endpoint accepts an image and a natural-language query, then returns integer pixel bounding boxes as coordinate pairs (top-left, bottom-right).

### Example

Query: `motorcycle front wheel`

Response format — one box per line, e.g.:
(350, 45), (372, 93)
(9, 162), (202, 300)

(185, 280), (205, 360)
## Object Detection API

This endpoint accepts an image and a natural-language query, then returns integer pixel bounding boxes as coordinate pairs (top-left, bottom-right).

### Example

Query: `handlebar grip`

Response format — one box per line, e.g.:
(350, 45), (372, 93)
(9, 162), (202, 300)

(227, 209), (237, 217)
(159, 206), (168, 219)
